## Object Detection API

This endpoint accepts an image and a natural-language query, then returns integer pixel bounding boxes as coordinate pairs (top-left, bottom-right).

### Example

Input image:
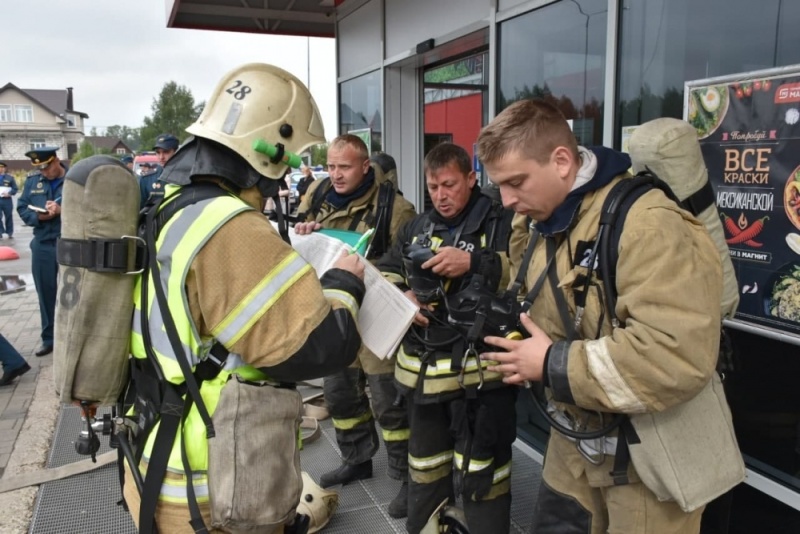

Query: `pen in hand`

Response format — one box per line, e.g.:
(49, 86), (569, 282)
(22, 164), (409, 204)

(350, 228), (375, 255)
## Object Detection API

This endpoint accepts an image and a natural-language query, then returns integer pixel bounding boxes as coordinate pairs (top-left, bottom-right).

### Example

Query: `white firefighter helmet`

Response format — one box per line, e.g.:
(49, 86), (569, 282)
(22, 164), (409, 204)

(186, 63), (325, 180)
(296, 472), (338, 533)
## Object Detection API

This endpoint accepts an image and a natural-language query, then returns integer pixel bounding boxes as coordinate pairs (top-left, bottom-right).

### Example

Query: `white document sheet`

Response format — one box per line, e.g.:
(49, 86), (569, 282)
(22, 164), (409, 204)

(280, 225), (418, 359)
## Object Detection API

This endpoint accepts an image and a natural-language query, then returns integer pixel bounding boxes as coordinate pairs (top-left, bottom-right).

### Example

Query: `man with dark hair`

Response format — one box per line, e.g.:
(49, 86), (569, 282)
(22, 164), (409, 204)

(378, 142), (514, 534)
(121, 155), (134, 172)
(295, 133), (416, 517)
(0, 162), (18, 239)
(140, 133), (178, 207)
(17, 147), (66, 356)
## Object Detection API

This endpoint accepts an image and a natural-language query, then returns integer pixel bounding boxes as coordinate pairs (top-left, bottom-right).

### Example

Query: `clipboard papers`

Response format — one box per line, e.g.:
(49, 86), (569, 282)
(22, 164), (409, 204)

(283, 225), (417, 359)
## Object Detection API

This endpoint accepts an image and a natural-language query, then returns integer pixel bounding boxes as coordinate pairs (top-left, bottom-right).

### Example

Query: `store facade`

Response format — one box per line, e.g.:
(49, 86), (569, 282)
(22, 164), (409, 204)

(335, 0), (800, 529)
(166, 0), (800, 528)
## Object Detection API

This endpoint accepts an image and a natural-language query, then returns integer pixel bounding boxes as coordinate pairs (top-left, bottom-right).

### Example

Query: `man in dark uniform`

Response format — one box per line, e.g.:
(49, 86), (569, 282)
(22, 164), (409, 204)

(0, 162), (18, 239)
(139, 133), (178, 207)
(121, 154), (134, 172)
(17, 147), (66, 356)
(378, 143), (515, 534)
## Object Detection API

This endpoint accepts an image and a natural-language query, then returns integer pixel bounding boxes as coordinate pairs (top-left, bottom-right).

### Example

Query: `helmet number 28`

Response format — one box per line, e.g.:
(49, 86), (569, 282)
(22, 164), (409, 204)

(225, 80), (252, 100)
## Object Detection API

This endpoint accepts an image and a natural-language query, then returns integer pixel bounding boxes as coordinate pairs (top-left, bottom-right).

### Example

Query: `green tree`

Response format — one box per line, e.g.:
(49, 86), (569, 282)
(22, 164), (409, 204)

(105, 125), (142, 152)
(70, 139), (108, 164)
(140, 82), (203, 151)
(310, 144), (328, 167)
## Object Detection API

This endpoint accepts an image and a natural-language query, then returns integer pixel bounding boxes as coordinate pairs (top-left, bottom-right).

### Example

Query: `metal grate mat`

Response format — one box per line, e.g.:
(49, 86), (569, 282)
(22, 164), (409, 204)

(30, 396), (543, 533)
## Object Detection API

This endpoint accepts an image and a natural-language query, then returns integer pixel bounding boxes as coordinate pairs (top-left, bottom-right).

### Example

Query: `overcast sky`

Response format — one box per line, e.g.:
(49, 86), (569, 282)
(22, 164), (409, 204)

(1, 0), (338, 139)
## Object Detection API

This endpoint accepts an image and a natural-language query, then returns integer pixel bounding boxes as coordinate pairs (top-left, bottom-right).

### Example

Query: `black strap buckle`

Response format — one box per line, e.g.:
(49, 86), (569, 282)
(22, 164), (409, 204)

(57, 235), (146, 274)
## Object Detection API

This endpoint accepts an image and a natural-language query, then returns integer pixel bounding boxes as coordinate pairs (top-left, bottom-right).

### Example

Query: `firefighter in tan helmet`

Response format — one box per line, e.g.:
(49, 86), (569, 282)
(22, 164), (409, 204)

(122, 63), (366, 534)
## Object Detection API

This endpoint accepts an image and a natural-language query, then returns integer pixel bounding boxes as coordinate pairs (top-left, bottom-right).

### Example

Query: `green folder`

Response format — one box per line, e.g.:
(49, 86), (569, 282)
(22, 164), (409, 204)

(318, 228), (369, 255)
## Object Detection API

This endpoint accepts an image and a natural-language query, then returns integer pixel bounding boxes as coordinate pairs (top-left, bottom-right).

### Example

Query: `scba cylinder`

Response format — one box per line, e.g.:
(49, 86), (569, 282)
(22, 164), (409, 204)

(54, 156), (141, 406)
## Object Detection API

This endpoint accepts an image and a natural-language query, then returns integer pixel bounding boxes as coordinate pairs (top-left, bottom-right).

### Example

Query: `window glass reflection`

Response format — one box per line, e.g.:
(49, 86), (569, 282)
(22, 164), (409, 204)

(340, 70), (382, 152)
(497, 0), (608, 146)
(617, 0), (800, 145)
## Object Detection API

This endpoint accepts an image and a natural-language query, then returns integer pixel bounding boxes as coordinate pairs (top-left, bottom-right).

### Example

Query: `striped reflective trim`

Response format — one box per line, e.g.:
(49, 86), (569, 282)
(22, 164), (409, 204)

(132, 195), (251, 381)
(409, 450), (453, 471)
(323, 288), (359, 317)
(454, 452), (491, 473)
(483, 478), (512, 500)
(397, 347), (495, 376)
(585, 338), (645, 413)
(157, 198), (250, 357)
(158, 478), (210, 503)
(213, 252), (311, 345)
(139, 457), (210, 502)
(222, 352), (246, 371)
(395, 366), (502, 395)
(136, 200), (223, 365)
(493, 461), (511, 484)
(332, 410), (373, 430)
(382, 428), (410, 442)
(410, 462), (452, 484)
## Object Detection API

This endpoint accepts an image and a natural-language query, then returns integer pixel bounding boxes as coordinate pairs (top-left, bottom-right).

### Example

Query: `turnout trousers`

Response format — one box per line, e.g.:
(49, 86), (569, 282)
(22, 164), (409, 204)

(532, 432), (704, 534)
(30, 239), (57, 346)
(406, 386), (517, 534)
(0, 334), (27, 372)
(323, 362), (409, 480)
(0, 199), (13, 237)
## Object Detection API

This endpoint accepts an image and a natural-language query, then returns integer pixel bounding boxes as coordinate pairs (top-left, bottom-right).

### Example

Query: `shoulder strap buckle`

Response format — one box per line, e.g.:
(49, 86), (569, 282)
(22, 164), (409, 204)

(57, 235), (146, 274)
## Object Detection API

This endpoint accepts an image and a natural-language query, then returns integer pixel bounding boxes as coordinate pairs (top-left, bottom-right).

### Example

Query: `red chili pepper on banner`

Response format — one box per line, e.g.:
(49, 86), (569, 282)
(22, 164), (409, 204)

(720, 213), (764, 247)
(725, 215), (769, 245)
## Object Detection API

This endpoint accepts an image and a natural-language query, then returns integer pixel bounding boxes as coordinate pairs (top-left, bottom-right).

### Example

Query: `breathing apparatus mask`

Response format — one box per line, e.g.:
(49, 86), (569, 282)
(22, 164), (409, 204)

(446, 275), (523, 342)
(402, 236), (523, 390)
(402, 237), (444, 304)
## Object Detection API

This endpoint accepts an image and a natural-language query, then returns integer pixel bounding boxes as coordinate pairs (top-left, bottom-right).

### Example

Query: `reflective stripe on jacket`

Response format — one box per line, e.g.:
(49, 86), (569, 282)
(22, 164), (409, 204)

(130, 187), (300, 502)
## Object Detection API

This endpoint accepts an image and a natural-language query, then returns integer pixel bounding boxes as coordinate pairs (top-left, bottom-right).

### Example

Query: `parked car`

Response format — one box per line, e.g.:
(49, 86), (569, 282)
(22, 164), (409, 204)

(133, 152), (160, 177)
(286, 170), (329, 211)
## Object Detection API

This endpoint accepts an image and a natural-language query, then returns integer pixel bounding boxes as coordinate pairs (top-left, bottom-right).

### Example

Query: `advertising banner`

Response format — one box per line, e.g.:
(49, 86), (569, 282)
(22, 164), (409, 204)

(686, 67), (800, 341)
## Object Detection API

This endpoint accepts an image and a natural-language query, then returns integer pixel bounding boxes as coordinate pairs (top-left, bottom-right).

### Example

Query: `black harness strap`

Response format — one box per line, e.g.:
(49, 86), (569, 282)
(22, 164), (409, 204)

(139, 385), (185, 534)
(136, 184), (233, 534)
(366, 182), (396, 259)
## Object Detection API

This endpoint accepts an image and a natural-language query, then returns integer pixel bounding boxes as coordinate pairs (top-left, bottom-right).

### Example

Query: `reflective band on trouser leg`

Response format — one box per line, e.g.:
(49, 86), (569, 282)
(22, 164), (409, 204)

(138, 457), (211, 504)
(409, 450), (453, 484)
(382, 428), (410, 442)
(454, 453), (512, 500)
(332, 410), (373, 431)
(395, 346), (505, 394)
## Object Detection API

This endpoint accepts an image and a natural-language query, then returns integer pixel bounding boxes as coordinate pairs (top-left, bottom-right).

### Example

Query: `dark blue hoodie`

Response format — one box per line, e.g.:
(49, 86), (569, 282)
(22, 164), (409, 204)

(535, 146), (631, 236)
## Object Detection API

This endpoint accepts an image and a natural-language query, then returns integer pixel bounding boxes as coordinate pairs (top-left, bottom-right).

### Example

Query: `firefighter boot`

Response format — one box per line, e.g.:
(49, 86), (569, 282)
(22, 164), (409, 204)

(387, 481), (409, 519)
(319, 460), (373, 488)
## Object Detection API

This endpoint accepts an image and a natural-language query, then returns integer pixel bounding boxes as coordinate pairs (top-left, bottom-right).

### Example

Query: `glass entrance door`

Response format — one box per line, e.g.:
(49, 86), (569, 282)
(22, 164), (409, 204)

(422, 52), (488, 210)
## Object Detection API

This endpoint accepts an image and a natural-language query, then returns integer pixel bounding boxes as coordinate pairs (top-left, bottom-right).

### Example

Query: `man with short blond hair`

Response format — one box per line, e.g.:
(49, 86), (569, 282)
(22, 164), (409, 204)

(477, 99), (726, 533)
(295, 133), (416, 518)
